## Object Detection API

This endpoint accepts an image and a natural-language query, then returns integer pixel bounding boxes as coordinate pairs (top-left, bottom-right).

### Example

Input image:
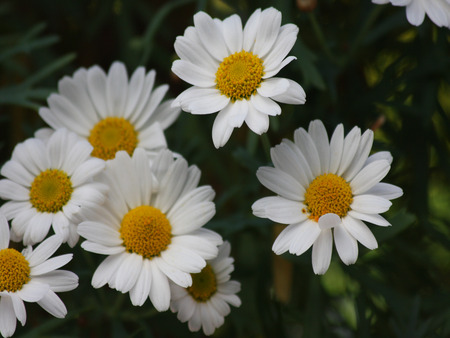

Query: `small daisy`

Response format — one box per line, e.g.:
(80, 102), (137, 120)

(77, 148), (223, 311)
(39, 61), (181, 160)
(252, 120), (403, 274)
(170, 241), (241, 336)
(171, 7), (306, 148)
(372, 0), (450, 28)
(0, 129), (106, 247)
(0, 213), (78, 338)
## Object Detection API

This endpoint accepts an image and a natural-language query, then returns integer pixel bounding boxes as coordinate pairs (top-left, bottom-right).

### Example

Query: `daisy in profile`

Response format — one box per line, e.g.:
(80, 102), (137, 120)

(77, 148), (222, 311)
(0, 129), (106, 247)
(170, 241), (241, 336)
(372, 0), (450, 28)
(252, 120), (403, 274)
(171, 7), (306, 148)
(39, 61), (181, 160)
(0, 213), (78, 337)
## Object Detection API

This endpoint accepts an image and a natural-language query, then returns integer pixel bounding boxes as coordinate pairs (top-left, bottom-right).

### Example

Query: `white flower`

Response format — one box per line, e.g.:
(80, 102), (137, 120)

(170, 241), (241, 336)
(77, 148), (223, 311)
(171, 7), (306, 148)
(0, 129), (106, 247)
(252, 120), (403, 274)
(39, 61), (181, 161)
(0, 213), (78, 338)
(372, 0), (450, 28)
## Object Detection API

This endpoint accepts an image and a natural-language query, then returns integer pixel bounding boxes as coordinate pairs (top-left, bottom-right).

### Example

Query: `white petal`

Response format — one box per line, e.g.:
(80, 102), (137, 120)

(348, 210), (391, 227)
(171, 60), (215, 87)
(129, 259), (152, 306)
(243, 9), (261, 51)
(80, 242), (125, 255)
(406, 0), (426, 26)
(160, 244), (206, 273)
(312, 229), (333, 275)
(269, 78), (306, 104)
(263, 23), (299, 71)
(0, 213), (10, 249)
(0, 295), (17, 337)
(334, 224), (358, 265)
(91, 254), (126, 288)
(222, 14), (243, 53)
(37, 290), (67, 318)
(193, 11), (229, 61)
(31, 270), (78, 293)
(308, 120), (330, 172)
(212, 106), (236, 148)
(31, 254), (72, 276)
(149, 263), (171, 311)
(257, 78), (290, 98)
(351, 195), (392, 214)
(106, 61), (128, 117)
(256, 166), (304, 201)
(294, 127), (321, 177)
(318, 213), (341, 230)
(343, 129), (374, 181)
(250, 95), (281, 116)
(1, 161), (34, 187)
(114, 253), (142, 293)
(25, 234), (61, 267)
(252, 8), (282, 57)
(252, 196), (306, 224)
(174, 34), (217, 73)
(16, 281), (49, 302)
(244, 104), (269, 135)
(342, 216), (378, 250)
(155, 257), (192, 287)
(329, 124), (344, 173)
(289, 221), (321, 256)
(0, 180), (29, 201)
(365, 151), (393, 166)
(87, 65), (108, 119)
(10, 296), (26, 325)
(350, 160), (390, 195)
(337, 126), (361, 176)
(123, 67), (146, 119)
(365, 183), (403, 200)
(25, 212), (53, 246)
(70, 158), (105, 187)
(175, 87), (229, 115)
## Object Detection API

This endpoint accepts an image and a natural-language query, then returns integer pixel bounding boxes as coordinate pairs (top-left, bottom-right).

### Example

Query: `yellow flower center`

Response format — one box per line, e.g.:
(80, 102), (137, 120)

(120, 205), (172, 259)
(88, 117), (138, 160)
(303, 173), (353, 222)
(187, 264), (217, 302)
(29, 169), (73, 213)
(215, 50), (264, 101)
(0, 248), (31, 292)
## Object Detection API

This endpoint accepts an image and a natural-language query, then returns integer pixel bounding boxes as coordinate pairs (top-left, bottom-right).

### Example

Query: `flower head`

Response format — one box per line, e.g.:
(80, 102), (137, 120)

(39, 61), (181, 160)
(252, 120), (403, 274)
(172, 7), (306, 148)
(170, 241), (241, 336)
(0, 213), (78, 337)
(77, 148), (223, 311)
(0, 129), (106, 247)
(372, 0), (450, 28)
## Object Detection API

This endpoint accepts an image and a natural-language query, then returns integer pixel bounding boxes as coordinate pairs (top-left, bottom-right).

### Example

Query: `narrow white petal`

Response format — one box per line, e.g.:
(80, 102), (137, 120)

(87, 65), (108, 119)
(147, 99), (181, 130)
(174, 35), (218, 73)
(406, 0), (426, 26)
(243, 9), (261, 51)
(149, 263), (171, 311)
(0, 295), (17, 337)
(10, 296), (26, 325)
(308, 120), (330, 172)
(37, 290), (67, 318)
(334, 224), (358, 265)
(269, 78), (306, 104)
(123, 67), (145, 119)
(365, 151), (393, 166)
(1, 161), (34, 187)
(342, 216), (378, 250)
(312, 229), (333, 275)
(114, 253), (142, 293)
(244, 104), (269, 135)
(222, 14), (243, 53)
(32, 270), (78, 293)
(171, 60), (215, 87)
(194, 12), (229, 61)
(343, 129), (374, 181)
(106, 61), (128, 117)
(256, 166), (304, 201)
(31, 254), (73, 276)
(289, 221), (321, 256)
(129, 259), (152, 306)
(294, 128), (321, 177)
(16, 281), (49, 302)
(252, 196), (306, 224)
(329, 124), (344, 173)
(0, 213), (10, 249)
(91, 254), (126, 288)
(348, 210), (391, 227)
(160, 244), (206, 273)
(155, 257), (192, 287)
(252, 8), (282, 57)
(80, 242), (125, 255)
(212, 106), (236, 148)
(351, 195), (392, 214)
(350, 160), (390, 195)
(70, 158), (105, 187)
(263, 23), (299, 71)
(26, 212), (53, 246)
(337, 126), (361, 176)
(0, 180), (29, 201)
(365, 183), (403, 200)
(25, 234), (61, 267)
(250, 95), (281, 116)
(257, 78), (290, 98)
(318, 213), (341, 230)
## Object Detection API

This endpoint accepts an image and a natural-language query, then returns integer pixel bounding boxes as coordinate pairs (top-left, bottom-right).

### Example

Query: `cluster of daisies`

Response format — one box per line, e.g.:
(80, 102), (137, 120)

(1, 3), (435, 336)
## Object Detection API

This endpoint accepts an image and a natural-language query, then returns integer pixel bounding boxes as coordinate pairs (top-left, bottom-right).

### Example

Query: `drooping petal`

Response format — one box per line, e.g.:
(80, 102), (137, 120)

(312, 229), (333, 274)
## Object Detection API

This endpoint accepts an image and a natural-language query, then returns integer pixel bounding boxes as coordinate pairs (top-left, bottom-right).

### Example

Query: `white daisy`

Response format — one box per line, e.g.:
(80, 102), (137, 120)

(252, 120), (403, 274)
(170, 241), (241, 336)
(372, 0), (450, 28)
(77, 148), (223, 311)
(39, 61), (181, 160)
(0, 129), (106, 247)
(171, 7), (306, 148)
(0, 213), (78, 338)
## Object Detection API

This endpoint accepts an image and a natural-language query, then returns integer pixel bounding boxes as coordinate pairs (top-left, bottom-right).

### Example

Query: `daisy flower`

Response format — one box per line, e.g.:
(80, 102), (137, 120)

(0, 129), (106, 247)
(77, 148), (223, 311)
(171, 7), (306, 148)
(0, 213), (78, 337)
(252, 120), (403, 274)
(39, 61), (181, 161)
(372, 0), (450, 28)
(170, 241), (241, 336)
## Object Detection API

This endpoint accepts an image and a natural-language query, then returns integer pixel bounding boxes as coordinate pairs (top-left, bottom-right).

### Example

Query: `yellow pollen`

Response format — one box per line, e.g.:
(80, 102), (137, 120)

(216, 50), (264, 101)
(187, 264), (217, 302)
(0, 248), (31, 292)
(304, 173), (353, 222)
(29, 169), (73, 213)
(120, 206), (171, 259)
(88, 117), (138, 160)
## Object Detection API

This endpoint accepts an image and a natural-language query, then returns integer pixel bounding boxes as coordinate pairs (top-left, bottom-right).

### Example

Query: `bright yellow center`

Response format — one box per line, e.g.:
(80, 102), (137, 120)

(120, 205), (171, 259)
(29, 169), (73, 213)
(88, 117), (138, 160)
(303, 173), (353, 222)
(187, 264), (217, 302)
(0, 248), (31, 292)
(216, 50), (264, 101)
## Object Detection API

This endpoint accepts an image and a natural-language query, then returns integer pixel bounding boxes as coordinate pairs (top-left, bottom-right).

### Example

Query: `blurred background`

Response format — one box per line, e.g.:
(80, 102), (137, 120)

(0, 0), (449, 337)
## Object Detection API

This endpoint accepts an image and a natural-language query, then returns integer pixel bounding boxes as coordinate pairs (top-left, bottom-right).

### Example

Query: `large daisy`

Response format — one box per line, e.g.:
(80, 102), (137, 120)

(77, 148), (223, 311)
(0, 213), (78, 337)
(252, 120), (403, 274)
(170, 241), (241, 336)
(372, 0), (450, 28)
(39, 61), (181, 160)
(0, 129), (106, 247)
(171, 7), (306, 148)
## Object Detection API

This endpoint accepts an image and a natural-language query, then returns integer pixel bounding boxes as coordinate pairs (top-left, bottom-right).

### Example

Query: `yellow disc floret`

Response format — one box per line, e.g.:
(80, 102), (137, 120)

(120, 205), (172, 259)
(304, 173), (353, 222)
(187, 264), (217, 302)
(0, 248), (31, 292)
(216, 50), (264, 101)
(88, 117), (138, 160)
(30, 169), (73, 213)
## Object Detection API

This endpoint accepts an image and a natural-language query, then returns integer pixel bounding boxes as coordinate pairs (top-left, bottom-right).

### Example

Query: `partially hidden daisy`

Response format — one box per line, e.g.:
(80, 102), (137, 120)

(77, 148), (223, 311)
(170, 241), (241, 336)
(252, 120), (403, 274)
(372, 0), (450, 28)
(39, 61), (181, 161)
(171, 7), (306, 148)
(0, 213), (78, 338)
(0, 129), (106, 247)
